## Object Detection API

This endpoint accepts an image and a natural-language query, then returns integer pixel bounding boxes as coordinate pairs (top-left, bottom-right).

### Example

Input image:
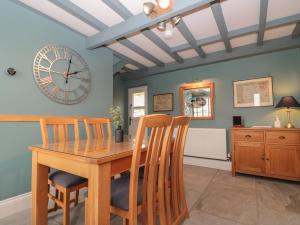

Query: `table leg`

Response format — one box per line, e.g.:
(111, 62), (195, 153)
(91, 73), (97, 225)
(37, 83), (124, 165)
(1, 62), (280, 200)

(87, 163), (111, 225)
(32, 152), (48, 225)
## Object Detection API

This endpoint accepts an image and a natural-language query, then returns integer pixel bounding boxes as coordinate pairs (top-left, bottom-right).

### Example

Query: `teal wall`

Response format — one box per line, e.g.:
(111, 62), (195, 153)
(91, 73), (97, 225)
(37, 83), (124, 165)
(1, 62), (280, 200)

(0, 1), (113, 200)
(114, 48), (300, 149)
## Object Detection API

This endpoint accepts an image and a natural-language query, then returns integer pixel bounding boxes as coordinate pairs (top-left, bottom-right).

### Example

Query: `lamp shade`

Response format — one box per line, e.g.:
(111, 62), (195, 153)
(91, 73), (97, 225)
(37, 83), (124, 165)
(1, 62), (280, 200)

(275, 96), (300, 108)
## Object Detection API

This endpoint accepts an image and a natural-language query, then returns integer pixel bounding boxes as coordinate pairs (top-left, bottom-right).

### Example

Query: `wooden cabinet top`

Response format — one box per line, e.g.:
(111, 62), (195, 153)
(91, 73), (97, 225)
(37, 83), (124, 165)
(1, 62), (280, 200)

(231, 127), (300, 131)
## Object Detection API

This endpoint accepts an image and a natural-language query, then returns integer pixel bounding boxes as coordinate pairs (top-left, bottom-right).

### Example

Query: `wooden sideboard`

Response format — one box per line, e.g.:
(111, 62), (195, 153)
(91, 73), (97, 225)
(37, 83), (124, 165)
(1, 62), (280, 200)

(231, 128), (300, 181)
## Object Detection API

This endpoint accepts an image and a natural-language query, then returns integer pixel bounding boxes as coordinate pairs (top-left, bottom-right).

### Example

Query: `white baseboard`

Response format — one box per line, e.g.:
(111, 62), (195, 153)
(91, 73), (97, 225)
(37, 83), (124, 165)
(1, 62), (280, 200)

(0, 188), (87, 220)
(184, 156), (232, 171)
(0, 192), (32, 219)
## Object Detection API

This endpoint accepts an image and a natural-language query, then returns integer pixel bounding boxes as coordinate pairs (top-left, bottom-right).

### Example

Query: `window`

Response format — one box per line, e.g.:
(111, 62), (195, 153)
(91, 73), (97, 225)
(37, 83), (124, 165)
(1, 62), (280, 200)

(132, 92), (146, 117)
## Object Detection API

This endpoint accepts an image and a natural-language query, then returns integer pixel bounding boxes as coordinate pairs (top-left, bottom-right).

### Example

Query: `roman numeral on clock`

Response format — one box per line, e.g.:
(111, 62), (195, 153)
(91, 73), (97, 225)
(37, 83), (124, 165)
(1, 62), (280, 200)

(39, 76), (53, 88)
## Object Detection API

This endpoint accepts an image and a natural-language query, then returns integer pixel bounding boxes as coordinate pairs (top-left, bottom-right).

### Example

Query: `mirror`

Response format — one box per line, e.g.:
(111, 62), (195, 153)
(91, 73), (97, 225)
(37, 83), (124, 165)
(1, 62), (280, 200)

(179, 82), (214, 120)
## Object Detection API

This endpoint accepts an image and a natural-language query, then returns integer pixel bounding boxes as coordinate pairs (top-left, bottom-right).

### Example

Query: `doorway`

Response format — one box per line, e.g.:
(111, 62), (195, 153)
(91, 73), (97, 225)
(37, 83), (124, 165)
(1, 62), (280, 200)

(128, 86), (148, 139)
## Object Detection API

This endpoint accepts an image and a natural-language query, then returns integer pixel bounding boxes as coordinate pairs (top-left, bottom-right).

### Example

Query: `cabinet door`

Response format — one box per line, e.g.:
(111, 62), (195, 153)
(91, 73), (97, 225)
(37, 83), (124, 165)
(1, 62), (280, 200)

(234, 142), (265, 174)
(266, 145), (298, 178)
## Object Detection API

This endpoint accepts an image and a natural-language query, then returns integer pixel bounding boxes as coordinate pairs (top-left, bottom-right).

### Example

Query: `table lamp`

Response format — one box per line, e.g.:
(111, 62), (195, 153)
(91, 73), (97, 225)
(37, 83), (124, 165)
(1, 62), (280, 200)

(275, 96), (300, 128)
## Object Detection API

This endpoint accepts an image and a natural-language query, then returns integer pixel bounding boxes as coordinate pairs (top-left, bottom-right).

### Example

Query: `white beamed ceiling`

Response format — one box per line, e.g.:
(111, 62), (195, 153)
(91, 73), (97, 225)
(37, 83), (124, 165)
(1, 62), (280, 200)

(17, 0), (300, 72)
(70, 0), (124, 27)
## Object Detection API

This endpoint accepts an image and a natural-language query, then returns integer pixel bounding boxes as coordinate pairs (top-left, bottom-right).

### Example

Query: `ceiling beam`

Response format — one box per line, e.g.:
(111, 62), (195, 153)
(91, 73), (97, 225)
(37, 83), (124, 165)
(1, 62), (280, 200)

(292, 22), (300, 39)
(177, 21), (206, 57)
(210, 0), (232, 52)
(112, 51), (148, 71)
(51, 0), (163, 67)
(104, 0), (183, 64)
(142, 29), (184, 63)
(170, 13), (300, 53)
(257, 0), (269, 45)
(120, 37), (300, 80)
(118, 38), (165, 67)
(102, 0), (132, 20)
(103, 0), (165, 67)
(12, 0), (85, 36)
(86, 0), (215, 49)
(113, 61), (126, 74)
(49, 0), (107, 31)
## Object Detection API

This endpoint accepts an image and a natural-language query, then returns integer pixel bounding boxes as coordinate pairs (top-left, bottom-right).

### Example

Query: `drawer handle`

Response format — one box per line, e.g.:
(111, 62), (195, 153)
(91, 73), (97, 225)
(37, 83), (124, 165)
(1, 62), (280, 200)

(278, 136), (286, 140)
(245, 135), (252, 138)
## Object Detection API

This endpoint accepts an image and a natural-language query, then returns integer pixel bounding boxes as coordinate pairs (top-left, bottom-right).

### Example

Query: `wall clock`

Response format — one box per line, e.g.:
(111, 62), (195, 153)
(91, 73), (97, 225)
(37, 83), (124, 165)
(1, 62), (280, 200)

(33, 45), (91, 105)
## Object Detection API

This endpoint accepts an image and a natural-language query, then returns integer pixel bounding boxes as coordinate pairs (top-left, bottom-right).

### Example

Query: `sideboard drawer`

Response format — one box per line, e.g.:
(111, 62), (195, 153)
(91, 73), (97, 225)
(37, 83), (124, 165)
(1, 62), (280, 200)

(233, 130), (264, 142)
(266, 131), (299, 144)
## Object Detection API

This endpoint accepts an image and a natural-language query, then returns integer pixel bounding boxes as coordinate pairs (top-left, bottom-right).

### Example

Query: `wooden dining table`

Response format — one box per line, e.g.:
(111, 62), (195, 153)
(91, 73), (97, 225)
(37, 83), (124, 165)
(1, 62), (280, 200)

(29, 138), (146, 225)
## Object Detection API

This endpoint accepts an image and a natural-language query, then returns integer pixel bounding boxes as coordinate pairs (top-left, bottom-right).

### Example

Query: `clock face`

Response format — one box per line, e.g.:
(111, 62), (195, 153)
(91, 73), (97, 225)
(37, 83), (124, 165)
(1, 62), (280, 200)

(33, 45), (91, 105)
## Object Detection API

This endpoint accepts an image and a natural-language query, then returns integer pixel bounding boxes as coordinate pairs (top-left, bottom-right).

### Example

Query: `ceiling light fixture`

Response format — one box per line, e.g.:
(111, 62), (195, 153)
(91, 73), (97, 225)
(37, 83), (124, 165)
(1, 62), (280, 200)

(157, 21), (166, 31)
(164, 22), (174, 40)
(143, 0), (173, 17)
(156, 16), (181, 39)
(157, 0), (171, 9)
(143, 2), (156, 16)
(171, 16), (181, 26)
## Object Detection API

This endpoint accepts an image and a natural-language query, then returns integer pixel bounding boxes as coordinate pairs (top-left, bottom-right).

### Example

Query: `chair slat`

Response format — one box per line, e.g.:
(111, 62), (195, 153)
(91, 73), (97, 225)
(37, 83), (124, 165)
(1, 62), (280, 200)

(65, 125), (69, 142)
(84, 118), (111, 142)
(53, 125), (58, 143)
(58, 125), (65, 142)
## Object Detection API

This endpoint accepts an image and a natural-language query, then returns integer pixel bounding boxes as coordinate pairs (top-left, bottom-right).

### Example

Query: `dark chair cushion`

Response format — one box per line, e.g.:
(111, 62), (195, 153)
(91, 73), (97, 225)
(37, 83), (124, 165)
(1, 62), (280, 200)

(120, 166), (145, 179)
(111, 175), (143, 211)
(48, 168), (59, 177)
(49, 171), (87, 188)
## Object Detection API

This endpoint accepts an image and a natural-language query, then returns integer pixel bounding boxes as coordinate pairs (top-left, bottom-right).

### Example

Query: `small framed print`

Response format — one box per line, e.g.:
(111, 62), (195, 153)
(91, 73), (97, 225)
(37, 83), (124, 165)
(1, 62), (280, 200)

(233, 76), (274, 108)
(153, 93), (173, 112)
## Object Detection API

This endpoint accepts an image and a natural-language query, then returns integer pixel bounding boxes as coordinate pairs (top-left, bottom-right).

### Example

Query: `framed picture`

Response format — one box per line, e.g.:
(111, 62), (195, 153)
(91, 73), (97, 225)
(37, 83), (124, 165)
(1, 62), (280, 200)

(179, 82), (214, 120)
(233, 76), (273, 107)
(153, 93), (173, 112)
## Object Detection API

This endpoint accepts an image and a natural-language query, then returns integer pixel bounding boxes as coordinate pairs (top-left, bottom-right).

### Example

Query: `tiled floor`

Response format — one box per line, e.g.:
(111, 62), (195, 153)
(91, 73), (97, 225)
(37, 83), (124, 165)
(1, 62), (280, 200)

(1, 165), (299, 225)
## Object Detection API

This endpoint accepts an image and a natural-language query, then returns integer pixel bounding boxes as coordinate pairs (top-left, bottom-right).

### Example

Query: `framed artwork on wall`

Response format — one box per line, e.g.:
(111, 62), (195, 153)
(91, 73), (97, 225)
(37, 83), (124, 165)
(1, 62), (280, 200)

(233, 76), (274, 107)
(179, 82), (214, 120)
(153, 93), (173, 112)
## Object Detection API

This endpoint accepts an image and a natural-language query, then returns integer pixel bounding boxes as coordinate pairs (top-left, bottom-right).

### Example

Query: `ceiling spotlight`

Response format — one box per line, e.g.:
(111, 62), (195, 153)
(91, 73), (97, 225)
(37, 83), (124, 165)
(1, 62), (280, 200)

(156, 16), (181, 40)
(171, 16), (181, 25)
(157, 0), (171, 9)
(143, 0), (173, 17)
(143, 2), (156, 16)
(157, 21), (166, 31)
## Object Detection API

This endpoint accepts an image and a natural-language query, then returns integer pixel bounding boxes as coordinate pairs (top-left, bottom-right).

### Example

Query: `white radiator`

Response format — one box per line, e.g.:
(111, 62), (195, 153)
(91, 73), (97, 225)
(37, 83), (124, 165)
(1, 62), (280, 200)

(184, 128), (227, 161)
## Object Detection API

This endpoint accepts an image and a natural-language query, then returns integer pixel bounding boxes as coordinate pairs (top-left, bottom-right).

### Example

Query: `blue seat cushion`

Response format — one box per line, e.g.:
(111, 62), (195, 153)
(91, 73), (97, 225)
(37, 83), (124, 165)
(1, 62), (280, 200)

(49, 171), (87, 188)
(120, 166), (145, 179)
(111, 175), (143, 211)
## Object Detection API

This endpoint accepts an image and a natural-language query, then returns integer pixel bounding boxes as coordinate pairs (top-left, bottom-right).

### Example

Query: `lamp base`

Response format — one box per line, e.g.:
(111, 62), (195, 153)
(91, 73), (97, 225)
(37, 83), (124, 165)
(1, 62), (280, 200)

(285, 122), (294, 128)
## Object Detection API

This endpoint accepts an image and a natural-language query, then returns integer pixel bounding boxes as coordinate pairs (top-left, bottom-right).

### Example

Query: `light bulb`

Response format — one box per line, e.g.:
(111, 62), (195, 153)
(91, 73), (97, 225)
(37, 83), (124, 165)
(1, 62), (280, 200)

(164, 22), (173, 39)
(157, 0), (171, 9)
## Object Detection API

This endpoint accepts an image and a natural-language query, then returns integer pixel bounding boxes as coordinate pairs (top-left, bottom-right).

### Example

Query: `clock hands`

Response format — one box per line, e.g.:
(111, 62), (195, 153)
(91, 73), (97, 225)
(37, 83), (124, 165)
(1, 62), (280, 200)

(67, 70), (82, 76)
(50, 70), (64, 75)
(65, 56), (72, 84)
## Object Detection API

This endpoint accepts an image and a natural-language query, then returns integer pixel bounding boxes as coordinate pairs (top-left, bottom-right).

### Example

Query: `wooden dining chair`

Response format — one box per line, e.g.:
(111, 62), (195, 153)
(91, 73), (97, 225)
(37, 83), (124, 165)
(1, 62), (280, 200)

(159, 116), (191, 225)
(83, 117), (112, 141)
(84, 114), (173, 225)
(40, 117), (88, 225)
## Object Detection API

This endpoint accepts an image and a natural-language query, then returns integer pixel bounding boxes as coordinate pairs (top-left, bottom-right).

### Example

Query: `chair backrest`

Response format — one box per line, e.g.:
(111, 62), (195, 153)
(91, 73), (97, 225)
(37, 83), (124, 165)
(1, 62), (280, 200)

(128, 114), (172, 225)
(83, 117), (112, 141)
(40, 117), (79, 144)
(160, 116), (191, 225)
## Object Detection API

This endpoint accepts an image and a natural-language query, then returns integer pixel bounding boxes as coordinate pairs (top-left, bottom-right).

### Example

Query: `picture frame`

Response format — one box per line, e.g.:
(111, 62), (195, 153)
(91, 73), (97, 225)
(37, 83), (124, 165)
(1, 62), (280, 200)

(233, 76), (274, 108)
(153, 93), (173, 112)
(179, 82), (214, 120)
